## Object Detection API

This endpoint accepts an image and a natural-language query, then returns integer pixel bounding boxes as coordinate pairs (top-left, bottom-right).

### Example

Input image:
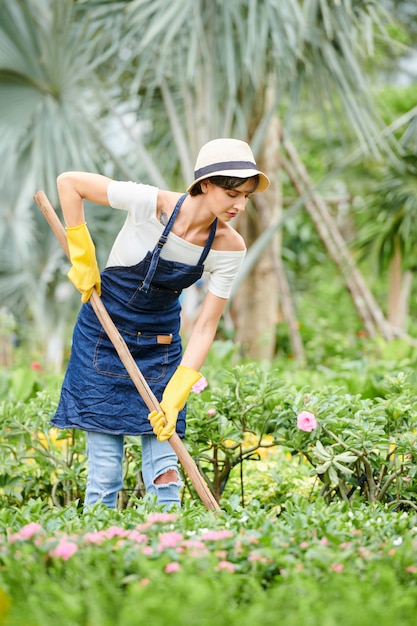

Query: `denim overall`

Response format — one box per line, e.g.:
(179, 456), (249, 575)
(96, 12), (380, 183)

(52, 194), (217, 438)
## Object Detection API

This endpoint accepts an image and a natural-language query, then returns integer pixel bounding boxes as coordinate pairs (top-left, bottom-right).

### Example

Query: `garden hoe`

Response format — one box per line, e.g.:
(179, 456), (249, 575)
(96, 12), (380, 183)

(33, 190), (220, 512)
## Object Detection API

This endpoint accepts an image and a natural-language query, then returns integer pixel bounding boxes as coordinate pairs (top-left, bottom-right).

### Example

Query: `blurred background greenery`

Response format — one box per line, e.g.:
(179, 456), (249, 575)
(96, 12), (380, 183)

(1, 0), (417, 373)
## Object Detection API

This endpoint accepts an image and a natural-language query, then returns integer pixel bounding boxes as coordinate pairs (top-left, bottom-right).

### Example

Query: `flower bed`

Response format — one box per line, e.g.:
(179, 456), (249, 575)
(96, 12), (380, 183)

(0, 498), (417, 625)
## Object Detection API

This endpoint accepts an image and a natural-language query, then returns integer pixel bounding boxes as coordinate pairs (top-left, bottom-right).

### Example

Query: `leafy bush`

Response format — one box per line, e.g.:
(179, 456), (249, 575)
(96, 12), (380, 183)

(187, 361), (417, 508)
(272, 369), (417, 507)
(2, 354), (417, 511)
(0, 362), (62, 403)
(0, 391), (86, 507)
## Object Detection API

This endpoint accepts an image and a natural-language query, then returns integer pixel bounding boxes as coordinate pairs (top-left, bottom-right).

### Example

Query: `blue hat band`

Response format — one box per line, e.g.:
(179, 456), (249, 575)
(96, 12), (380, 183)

(194, 160), (259, 179)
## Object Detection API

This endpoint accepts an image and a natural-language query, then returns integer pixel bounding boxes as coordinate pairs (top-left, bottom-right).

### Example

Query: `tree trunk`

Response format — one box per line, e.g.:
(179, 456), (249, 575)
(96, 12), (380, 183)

(274, 251), (306, 365)
(233, 115), (281, 361)
(388, 243), (412, 330)
(233, 209), (278, 360)
(253, 191), (306, 365)
(281, 140), (395, 341)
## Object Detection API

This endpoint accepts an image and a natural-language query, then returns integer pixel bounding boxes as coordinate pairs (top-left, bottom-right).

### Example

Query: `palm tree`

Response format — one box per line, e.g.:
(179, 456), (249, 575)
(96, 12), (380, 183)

(0, 0), (135, 367)
(355, 155), (417, 331)
(0, 0), (401, 365)
(110, 0), (394, 359)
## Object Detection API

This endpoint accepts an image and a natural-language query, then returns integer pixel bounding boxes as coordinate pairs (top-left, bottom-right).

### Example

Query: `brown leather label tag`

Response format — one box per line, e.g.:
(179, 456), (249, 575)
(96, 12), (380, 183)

(157, 334), (173, 344)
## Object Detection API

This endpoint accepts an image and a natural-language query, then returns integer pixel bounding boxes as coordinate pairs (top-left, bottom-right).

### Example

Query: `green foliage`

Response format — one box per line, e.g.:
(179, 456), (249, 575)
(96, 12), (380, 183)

(377, 85), (417, 125)
(185, 348), (417, 508)
(0, 390), (86, 507)
(283, 336), (417, 397)
(272, 368), (417, 507)
(354, 155), (417, 273)
(3, 345), (417, 512)
(1, 0), (411, 368)
(186, 364), (281, 501)
(0, 363), (62, 403)
(0, 499), (417, 625)
(1, 354), (417, 623)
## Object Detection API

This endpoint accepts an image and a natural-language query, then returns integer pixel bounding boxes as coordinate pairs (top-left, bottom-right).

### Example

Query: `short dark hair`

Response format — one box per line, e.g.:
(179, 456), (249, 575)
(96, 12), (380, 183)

(189, 174), (259, 196)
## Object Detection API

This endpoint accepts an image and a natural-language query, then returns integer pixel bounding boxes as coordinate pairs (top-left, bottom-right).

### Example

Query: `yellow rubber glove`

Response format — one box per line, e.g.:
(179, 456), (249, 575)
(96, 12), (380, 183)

(66, 223), (101, 303)
(149, 366), (202, 441)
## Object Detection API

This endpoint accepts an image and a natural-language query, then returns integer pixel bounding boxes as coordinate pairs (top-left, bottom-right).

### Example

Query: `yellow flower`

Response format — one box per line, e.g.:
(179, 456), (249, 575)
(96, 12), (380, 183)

(0, 588), (11, 620)
(36, 429), (69, 452)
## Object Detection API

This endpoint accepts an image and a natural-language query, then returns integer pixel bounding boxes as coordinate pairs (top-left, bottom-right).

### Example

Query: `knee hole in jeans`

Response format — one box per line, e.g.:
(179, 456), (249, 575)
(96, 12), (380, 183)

(154, 469), (178, 485)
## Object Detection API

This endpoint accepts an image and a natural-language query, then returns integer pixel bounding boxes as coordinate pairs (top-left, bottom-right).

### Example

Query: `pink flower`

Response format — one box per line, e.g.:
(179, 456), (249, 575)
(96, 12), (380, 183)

(215, 550), (228, 558)
(405, 565), (417, 574)
(330, 563), (344, 573)
(147, 512), (179, 524)
(158, 532), (184, 550)
(30, 361), (42, 371)
(83, 530), (107, 545)
(104, 526), (127, 539)
(181, 539), (209, 557)
(216, 560), (236, 573)
(49, 540), (78, 560)
(358, 546), (372, 559)
(297, 411), (318, 432)
(207, 408), (217, 417)
(192, 376), (208, 393)
(140, 578), (151, 585)
(126, 530), (147, 544)
(83, 527), (129, 544)
(247, 536), (259, 545)
(9, 522), (43, 542)
(164, 562), (180, 573)
(201, 530), (234, 541)
(248, 552), (268, 563)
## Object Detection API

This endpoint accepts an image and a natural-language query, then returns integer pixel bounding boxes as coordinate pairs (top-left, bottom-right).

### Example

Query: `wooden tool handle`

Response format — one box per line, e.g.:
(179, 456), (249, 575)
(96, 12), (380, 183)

(34, 190), (220, 512)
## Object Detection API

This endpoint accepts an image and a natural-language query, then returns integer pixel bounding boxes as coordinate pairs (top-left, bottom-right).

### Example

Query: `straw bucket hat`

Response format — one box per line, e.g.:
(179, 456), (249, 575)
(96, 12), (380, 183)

(187, 138), (270, 193)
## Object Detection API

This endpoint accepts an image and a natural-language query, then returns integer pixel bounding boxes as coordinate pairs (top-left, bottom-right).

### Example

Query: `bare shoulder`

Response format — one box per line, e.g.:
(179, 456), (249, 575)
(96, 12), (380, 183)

(213, 222), (246, 252)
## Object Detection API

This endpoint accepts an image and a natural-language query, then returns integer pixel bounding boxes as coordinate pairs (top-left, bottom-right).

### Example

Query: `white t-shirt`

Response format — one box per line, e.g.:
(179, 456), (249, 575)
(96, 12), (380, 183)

(106, 181), (246, 299)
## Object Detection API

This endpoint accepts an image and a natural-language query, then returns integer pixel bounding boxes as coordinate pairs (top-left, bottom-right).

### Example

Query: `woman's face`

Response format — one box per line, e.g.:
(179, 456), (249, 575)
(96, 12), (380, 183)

(201, 179), (256, 222)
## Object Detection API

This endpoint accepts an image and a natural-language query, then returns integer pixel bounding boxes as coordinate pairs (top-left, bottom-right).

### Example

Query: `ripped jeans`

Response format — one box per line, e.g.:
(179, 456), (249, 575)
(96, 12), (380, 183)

(85, 432), (181, 509)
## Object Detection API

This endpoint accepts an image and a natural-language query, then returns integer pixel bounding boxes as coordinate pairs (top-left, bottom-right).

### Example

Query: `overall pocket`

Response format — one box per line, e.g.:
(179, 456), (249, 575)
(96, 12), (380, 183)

(93, 328), (174, 382)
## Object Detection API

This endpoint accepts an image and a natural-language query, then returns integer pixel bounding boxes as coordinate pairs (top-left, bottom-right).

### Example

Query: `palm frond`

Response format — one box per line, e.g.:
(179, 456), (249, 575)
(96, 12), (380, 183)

(355, 156), (417, 271)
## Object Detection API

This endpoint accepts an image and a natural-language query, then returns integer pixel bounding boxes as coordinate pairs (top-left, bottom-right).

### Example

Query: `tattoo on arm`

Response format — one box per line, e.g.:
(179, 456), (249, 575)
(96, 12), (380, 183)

(159, 210), (168, 226)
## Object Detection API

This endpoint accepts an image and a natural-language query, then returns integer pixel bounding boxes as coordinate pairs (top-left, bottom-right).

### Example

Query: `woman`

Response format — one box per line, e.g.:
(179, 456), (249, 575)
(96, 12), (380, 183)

(52, 138), (269, 509)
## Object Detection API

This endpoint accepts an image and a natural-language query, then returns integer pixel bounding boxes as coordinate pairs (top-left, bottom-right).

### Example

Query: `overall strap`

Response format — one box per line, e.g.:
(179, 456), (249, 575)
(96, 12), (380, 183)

(197, 218), (218, 264)
(155, 193), (188, 252)
(140, 193), (187, 292)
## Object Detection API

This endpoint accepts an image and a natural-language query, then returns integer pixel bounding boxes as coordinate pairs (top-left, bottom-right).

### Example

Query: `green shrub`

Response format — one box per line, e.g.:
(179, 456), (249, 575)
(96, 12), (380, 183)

(0, 391), (86, 507)
(2, 346), (417, 511)
(187, 361), (417, 508)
